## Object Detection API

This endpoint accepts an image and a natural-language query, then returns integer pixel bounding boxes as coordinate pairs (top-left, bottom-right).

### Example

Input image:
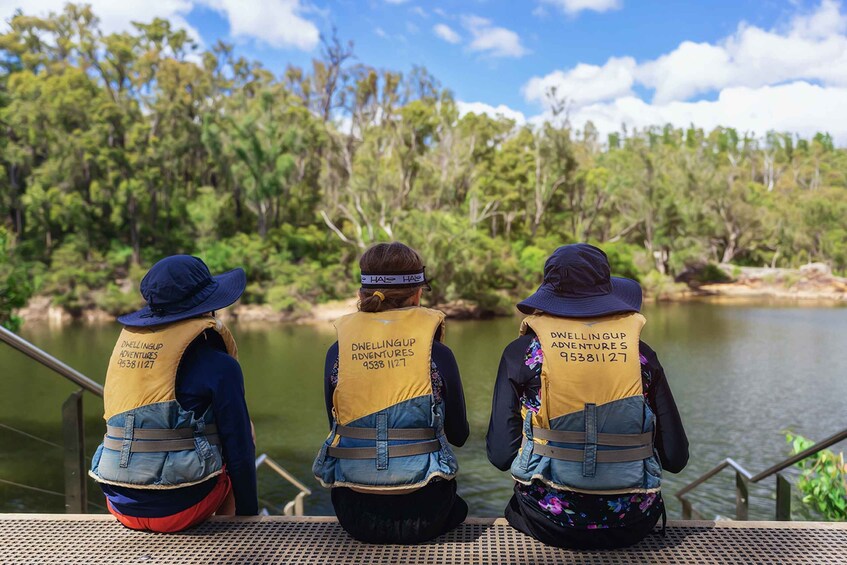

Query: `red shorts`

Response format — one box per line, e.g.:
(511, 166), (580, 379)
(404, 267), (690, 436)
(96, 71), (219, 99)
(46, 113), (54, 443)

(107, 471), (232, 533)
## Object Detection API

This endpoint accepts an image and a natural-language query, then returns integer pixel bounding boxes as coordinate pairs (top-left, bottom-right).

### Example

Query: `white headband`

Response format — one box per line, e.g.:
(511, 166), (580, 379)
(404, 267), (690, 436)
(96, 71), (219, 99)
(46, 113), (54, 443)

(360, 271), (426, 288)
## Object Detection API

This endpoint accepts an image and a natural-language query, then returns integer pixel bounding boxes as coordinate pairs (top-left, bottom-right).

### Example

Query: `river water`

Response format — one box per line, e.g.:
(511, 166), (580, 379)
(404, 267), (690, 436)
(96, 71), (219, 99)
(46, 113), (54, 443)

(2, 302), (846, 520)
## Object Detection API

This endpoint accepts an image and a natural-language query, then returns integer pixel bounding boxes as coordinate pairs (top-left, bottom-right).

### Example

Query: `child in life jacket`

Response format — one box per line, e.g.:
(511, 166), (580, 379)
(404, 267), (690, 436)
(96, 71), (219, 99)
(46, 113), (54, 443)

(313, 242), (469, 543)
(90, 255), (258, 532)
(487, 243), (688, 549)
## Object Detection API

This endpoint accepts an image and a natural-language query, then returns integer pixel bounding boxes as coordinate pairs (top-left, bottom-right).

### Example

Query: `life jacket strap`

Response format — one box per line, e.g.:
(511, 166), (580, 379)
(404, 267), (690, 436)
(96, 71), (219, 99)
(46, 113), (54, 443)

(106, 425), (218, 440)
(102, 434), (220, 453)
(531, 443), (654, 463)
(327, 439), (441, 460)
(532, 427), (653, 447)
(336, 424), (436, 441)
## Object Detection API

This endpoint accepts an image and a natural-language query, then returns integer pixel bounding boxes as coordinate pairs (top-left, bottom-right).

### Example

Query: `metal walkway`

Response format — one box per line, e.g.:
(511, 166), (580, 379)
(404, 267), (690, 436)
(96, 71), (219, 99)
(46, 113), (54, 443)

(2, 515), (846, 564)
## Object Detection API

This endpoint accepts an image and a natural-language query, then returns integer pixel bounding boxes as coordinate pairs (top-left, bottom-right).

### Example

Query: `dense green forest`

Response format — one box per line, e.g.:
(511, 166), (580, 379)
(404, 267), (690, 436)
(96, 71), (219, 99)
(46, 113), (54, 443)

(1, 4), (846, 328)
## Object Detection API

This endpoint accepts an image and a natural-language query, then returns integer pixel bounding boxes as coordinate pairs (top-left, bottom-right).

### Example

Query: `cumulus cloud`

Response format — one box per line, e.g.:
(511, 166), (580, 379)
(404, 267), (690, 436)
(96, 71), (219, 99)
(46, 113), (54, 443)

(200, 0), (320, 50)
(0, 0), (202, 43)
(433, 23), (461, 44)
(1, 0), (321, 51)
(524, 0), (847, 142)
(523, 57), (636, 106)
(462, 15), (529, 58)
(563, 82), (847, 142)
(638, 0), (847, 103)
(541, 0), (622, 16)
(457, 101), (527, 125)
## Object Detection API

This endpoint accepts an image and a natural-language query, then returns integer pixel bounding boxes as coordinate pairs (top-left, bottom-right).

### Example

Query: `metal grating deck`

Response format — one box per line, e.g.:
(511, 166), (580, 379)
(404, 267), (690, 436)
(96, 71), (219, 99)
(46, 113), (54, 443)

(2, 515), (846, 564)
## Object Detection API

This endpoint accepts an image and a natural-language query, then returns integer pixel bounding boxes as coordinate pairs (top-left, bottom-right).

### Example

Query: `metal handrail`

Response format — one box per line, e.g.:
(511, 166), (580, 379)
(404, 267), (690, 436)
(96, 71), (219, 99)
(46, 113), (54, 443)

(0, 325), (103, 397)
(255, 453), (312, 516)
(676, 428), (847, 521)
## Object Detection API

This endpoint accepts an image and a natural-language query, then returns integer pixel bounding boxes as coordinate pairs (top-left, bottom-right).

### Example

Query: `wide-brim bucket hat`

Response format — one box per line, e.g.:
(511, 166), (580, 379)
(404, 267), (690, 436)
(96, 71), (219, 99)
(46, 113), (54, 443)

(517, 243), (642, 318)
(117, 255), (246, 327)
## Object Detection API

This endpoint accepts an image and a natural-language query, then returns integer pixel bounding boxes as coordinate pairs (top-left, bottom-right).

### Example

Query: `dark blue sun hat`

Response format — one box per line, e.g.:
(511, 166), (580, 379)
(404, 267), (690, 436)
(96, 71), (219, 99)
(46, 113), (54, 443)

(117, 255), (246, 327)
(517, 243), (642, 318)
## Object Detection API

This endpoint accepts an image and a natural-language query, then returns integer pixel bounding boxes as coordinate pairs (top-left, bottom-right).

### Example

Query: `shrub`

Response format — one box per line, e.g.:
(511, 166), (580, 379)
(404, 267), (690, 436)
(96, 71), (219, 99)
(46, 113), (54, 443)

(786, 432), (847, 521)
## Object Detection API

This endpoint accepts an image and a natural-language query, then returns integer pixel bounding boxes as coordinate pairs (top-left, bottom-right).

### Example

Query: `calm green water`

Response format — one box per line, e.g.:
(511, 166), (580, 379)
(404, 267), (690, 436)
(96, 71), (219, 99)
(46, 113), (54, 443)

(2, 302), (846, 519)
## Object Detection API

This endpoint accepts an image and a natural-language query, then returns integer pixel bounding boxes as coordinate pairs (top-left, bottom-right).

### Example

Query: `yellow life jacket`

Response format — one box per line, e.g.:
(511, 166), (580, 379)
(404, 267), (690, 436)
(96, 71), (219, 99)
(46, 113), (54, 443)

(511, 312), (661, 494)
(313, 307), (459, 492)
(90, 317), (237, 489)
(104, 317), (238, 420)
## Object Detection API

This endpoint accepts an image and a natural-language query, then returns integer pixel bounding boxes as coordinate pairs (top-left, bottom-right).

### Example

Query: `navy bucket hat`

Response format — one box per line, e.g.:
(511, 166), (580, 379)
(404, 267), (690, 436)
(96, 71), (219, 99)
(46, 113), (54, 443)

(517, 243), (642, 318)
(117, 255), (246, 327)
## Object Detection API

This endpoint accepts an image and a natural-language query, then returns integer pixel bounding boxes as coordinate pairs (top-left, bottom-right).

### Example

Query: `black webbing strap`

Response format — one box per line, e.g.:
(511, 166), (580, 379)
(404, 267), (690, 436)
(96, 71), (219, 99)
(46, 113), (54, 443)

(531, 443), (654, 463)
(532, 427), (653, 447)
(327, 439), (441, 460)
(103, 435), (221, 453)
(336, 425), (436, 441)
(106, 425), (218, 440)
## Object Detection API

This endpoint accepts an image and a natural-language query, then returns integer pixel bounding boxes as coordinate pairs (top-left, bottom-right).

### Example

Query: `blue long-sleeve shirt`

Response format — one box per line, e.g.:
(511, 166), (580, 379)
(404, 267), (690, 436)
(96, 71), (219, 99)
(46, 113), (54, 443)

(101, 329), (258, 516)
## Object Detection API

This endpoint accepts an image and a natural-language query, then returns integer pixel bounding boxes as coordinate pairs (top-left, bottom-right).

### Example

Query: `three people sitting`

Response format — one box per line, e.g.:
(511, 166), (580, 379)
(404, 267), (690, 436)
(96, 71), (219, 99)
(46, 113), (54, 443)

(91, 242), (687, 548)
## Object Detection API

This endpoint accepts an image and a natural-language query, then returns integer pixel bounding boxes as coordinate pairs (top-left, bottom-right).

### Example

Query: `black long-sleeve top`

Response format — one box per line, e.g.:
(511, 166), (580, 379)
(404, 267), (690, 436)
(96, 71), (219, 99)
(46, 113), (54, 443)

(487, 334), (688, 473)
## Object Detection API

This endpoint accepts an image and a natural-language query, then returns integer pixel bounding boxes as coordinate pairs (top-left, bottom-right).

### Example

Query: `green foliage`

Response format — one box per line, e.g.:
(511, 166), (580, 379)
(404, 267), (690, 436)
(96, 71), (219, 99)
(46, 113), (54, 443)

(0, 228), (32, 331)
(690, 263), (733, 284)
(2, 4), (847, 321)
(598, 242), (642, 282)
(786, 433), (847, 521)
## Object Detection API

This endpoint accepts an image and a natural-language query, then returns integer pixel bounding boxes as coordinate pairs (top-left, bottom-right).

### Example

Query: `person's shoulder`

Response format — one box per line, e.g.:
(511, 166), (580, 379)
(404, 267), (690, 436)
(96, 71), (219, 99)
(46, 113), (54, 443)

(432, 340), (457, 366)
(504, 333), (536, 357)
(432, 340), (453, 355)
(188, 334), (242, 374)
(638, 340), (664, 372)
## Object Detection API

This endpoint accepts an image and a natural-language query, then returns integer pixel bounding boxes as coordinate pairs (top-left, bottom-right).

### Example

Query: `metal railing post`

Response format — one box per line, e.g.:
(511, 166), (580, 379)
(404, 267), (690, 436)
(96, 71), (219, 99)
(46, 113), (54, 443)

(681, 498), (692, 520)
(62, 390), (87, 513)
(775, 473), (791, 521)
(735, 472), (749, 520)
(255, 454), (312, 517)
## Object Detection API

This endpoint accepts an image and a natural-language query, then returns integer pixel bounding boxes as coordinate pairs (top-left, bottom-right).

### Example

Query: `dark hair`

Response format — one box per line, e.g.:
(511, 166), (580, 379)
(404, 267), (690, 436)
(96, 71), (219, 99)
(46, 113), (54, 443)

(358, 242), (425, 313)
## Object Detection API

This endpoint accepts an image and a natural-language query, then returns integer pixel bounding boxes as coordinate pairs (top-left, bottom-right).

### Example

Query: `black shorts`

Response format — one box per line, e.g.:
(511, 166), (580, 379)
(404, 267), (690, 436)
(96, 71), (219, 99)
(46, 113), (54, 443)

(331, 478), (468, 544)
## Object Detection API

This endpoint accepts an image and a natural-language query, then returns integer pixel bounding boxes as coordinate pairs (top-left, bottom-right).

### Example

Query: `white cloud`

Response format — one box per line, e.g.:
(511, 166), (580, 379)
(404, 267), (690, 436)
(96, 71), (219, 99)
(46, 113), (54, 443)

(457, 101), (526, 125)
(523, 57), (636, 106)
(200, 0), (319, 50)
(0, 0), (203, 44)
(433, 23), (461, 44)
(541, 0), (622, 16)
(524, 1), (847, 142)
(384, 0), (410, 4)
(561, 82), (847, 143)
(462, 15), (529, 58)
(1, 0), (321, 52)
(638, 0), (847, 103)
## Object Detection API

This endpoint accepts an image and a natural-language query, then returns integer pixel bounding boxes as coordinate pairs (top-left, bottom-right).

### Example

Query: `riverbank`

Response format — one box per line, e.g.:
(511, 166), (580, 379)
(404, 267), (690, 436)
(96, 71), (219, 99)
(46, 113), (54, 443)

(14, 263), (846, 326)
(685, 263), (847, 304)
(13, 297), (497, 326)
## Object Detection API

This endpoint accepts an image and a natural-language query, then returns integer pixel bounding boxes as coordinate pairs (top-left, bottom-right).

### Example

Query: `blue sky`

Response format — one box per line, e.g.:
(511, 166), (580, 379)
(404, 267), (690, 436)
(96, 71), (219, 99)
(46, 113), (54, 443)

(5, 0), (847, 141)
(218, 0), (795, 113)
